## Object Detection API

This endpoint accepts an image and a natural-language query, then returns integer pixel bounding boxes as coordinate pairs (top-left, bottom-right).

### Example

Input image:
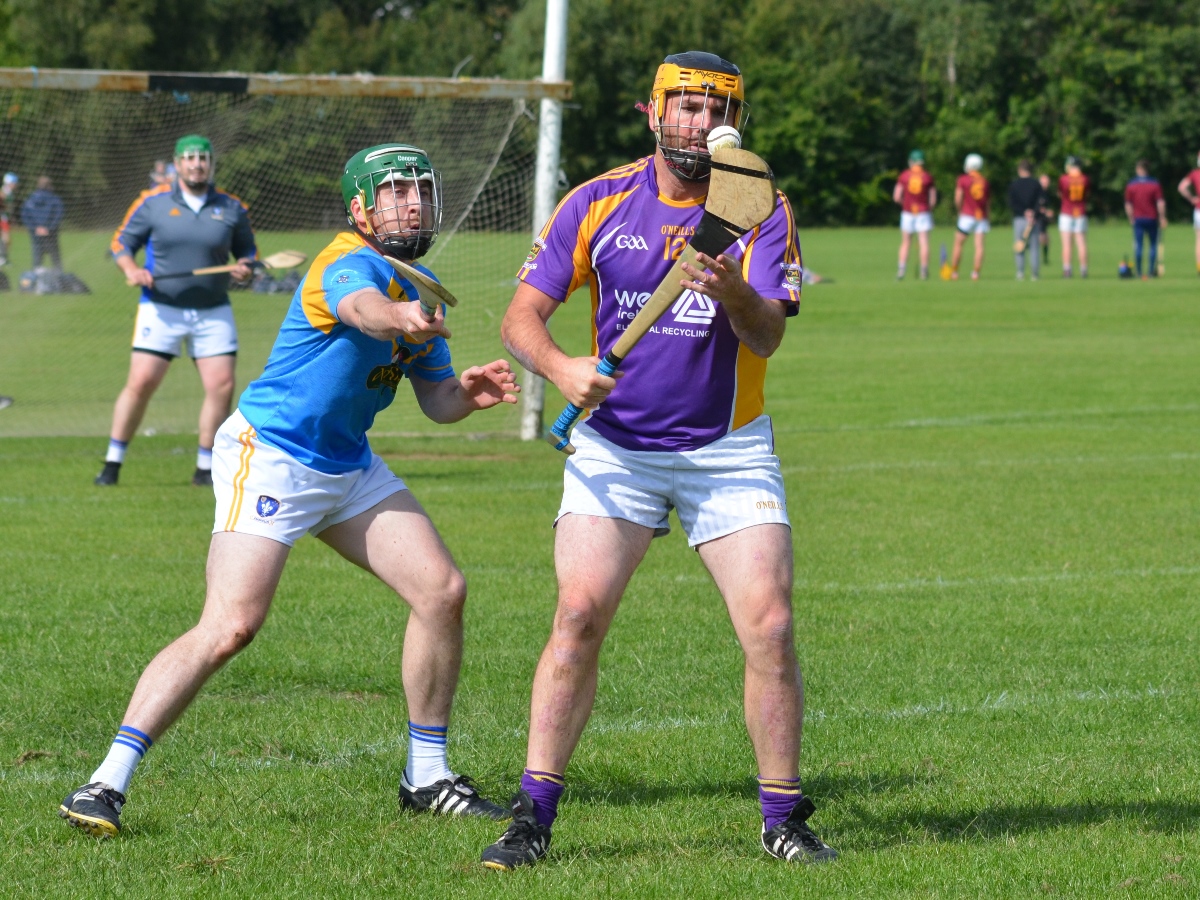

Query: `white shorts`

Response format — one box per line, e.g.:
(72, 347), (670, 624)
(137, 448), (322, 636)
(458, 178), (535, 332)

(133, 301), (238, 359)
(557, 415), (790, 547)
(900, 212), (934, 234)
(1058, 214), (1088, 234)
(1193, 208), (1200, 230)
(956, 215), (990, 234)
(212, 409), (408, 547)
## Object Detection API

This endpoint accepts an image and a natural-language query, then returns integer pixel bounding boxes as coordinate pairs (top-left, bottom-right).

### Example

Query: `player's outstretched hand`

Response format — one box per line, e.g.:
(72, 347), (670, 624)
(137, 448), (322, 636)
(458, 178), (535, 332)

(682, 252), (756, 308)
(459, 360), (520, 411)
(555, 355), (622, 409)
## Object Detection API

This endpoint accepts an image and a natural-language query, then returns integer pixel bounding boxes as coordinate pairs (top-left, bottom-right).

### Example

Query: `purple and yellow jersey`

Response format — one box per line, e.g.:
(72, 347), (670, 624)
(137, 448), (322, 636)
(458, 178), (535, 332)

(237, 231), (455, 474)
(520, 155), (801, 452)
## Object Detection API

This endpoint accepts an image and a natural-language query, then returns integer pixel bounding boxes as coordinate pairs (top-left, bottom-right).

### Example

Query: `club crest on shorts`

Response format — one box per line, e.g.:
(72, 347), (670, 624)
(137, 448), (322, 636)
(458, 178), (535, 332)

(780, 262), (804, 288)
(256, 495), (280, 518)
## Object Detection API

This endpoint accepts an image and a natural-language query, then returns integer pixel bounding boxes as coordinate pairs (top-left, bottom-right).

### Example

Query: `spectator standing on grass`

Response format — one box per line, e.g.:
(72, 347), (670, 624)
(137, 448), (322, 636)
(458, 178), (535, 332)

(1007, 161), (1045, 281)
(22, 176), (63, 270)
(1058, 157), (1091, 278)
(0, 172), (18, 265)
(1124, 160), (1167, 279)
(148, 160), (172, 189)
(950, 153), (990, 280)
(1037, 173), (1053, 265)
(1175, 151), (1200, 277)
(893, 149), (937, 280)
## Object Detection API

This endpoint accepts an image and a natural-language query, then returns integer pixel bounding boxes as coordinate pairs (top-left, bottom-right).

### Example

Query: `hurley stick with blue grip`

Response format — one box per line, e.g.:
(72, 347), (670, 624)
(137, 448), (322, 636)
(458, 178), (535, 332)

(546, 146), (778, 454)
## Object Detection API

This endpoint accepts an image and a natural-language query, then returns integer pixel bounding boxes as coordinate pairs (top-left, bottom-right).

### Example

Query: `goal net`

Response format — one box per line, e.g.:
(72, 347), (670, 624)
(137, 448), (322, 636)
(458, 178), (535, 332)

(0, 70), (565, 440)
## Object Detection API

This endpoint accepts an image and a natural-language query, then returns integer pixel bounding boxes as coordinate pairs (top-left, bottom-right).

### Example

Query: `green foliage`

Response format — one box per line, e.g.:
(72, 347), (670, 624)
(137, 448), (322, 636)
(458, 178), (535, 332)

(8, 1), (1200, 223)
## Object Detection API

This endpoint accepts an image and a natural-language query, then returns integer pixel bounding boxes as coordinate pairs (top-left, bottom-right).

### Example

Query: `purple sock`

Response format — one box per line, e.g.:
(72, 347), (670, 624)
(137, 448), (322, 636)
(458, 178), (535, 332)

(520, 768), (565, 828)
(758, 775), (803, 830)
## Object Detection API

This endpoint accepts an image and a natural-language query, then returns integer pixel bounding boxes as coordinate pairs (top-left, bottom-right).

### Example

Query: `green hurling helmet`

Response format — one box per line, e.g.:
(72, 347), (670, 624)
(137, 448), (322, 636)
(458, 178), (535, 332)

(908, 149), (925, 165)
(175, 134), (212, 156)
(341, 144), (443, 260)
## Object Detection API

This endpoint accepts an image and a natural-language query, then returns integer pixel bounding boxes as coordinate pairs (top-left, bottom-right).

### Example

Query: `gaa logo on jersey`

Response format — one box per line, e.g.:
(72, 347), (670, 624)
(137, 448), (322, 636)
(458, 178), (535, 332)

(211, 206), (224, 220)
(779, 262), (804, 288)
(615, 234), (649, 250)
(256, 495), (280, 519)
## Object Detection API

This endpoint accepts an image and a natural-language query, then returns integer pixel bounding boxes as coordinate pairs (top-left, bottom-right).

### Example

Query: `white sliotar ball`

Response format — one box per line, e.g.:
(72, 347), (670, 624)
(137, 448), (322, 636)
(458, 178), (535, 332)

(706, 126), (742, 153)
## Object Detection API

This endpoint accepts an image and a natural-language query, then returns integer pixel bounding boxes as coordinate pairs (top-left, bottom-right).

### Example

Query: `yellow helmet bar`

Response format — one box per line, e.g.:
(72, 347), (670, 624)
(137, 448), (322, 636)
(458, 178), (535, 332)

(651, 62), (745, 124)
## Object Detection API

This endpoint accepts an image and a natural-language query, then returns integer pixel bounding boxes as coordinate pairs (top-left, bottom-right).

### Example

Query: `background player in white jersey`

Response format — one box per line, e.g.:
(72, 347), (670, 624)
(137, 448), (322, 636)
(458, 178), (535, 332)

(60, 144), (517, 837)
(481, 51), (836, 869)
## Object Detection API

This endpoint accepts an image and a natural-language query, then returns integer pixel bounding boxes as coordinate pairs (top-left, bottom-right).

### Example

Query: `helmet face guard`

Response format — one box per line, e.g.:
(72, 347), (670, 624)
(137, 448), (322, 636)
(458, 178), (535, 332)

(650, 54), (746, 181)
(342, 145), (443, 260)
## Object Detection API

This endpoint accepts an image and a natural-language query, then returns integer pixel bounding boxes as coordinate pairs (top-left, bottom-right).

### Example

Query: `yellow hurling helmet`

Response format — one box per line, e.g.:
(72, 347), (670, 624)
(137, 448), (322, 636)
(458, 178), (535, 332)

(649, 51), (747, 180)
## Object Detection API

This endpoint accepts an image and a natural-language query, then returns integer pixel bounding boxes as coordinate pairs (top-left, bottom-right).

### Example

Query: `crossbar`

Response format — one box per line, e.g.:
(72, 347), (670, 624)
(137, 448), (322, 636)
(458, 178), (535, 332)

(0, 67), (572, 101)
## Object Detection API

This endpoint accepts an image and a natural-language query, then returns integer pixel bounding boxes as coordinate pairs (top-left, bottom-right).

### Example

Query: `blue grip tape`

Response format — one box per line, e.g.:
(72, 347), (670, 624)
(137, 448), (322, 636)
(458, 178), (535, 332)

(549, 402), (584, 442)
(548, 355), (621, 448)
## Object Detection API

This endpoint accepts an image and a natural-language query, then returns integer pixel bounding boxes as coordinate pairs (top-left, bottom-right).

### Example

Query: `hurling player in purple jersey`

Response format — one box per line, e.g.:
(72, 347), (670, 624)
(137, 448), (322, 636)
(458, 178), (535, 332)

(481, 51), (836, 870)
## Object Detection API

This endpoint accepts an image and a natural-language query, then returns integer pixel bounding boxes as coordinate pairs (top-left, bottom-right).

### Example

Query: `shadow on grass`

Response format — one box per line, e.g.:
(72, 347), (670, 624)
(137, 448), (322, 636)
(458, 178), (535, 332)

(847, 799), (1200, 848)
(566, 768), (940, 808)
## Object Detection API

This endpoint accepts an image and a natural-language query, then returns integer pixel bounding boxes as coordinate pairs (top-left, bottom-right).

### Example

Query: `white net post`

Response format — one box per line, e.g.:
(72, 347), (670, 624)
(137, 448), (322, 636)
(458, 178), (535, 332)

(520, 0), (569, 441)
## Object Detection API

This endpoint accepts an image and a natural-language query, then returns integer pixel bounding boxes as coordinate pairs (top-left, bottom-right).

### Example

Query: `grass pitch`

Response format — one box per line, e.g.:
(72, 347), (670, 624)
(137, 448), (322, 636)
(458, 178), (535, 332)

(2, 224), (1199, 897)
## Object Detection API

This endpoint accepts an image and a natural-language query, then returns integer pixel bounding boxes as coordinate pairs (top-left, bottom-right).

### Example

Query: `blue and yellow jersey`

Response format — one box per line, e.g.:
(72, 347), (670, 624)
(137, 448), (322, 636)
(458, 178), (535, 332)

(519, 155), (801, 452)
(238, 231), (455, 474)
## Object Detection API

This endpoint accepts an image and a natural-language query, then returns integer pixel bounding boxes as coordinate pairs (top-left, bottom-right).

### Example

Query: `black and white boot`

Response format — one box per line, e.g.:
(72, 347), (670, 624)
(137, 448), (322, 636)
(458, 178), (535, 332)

(398, 773), (509, 819)
(480, 790), (551, 870)
(761, 796), (839, 864)
(59, 782), (125, 837)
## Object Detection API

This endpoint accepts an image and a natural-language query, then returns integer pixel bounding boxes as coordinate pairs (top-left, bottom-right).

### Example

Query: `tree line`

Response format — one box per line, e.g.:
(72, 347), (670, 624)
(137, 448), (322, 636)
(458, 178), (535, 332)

(7, 0), (1200, 225)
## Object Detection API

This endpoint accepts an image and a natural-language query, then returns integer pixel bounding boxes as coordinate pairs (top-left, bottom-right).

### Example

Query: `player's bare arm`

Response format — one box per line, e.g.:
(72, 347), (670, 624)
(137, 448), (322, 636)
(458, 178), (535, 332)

(892, 182), (904, 205)
(1178, 175), (1197, 204)
(954, 184), (964, 212)
(929, 186), (939, 209)
(501, 281), (619, 409)
(410, 360), (519, 424)
(680, 251), (787, 358)
(337, 286), (450, 343)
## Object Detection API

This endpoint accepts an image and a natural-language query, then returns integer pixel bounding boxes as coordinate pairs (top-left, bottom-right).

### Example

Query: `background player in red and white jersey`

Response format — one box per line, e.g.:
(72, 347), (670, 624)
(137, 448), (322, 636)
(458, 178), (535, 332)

(1058, 157), (1091, 278)
(951, 153), (989, 280)
(480, 51), (836, 870)
(892, 149), (937, 280)
(1176, 151), (1200, 276)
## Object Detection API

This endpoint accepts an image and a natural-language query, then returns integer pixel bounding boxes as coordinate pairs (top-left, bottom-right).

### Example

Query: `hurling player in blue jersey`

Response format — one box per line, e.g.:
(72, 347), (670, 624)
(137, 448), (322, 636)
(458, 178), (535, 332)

(60, 145), (518, 837)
